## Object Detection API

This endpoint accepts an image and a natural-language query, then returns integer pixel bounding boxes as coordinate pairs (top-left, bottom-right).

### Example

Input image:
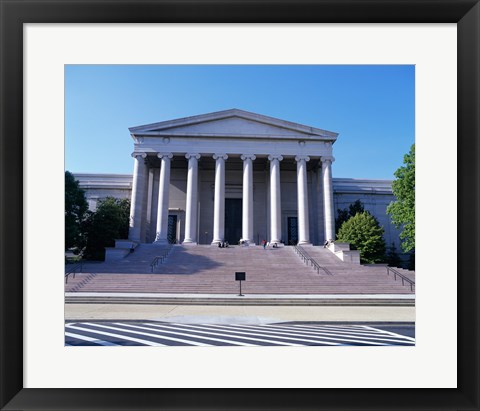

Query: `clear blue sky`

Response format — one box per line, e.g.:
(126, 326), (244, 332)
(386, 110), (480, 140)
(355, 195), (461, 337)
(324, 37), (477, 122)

(65, 65), (414, 179)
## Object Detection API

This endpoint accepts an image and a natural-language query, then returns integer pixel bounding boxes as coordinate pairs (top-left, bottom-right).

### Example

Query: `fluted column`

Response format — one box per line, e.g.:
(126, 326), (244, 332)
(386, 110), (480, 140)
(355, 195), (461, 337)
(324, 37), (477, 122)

(154, 152), (173, 244)
(322, 156), (335, 242)
(183, 153), (201, 244)
(241, 154), (256, 244)
(296, 155), (311, 245)
(128, 152), (148, 242)
(268, 155), (283, 243)
(212, 153), (228, 244)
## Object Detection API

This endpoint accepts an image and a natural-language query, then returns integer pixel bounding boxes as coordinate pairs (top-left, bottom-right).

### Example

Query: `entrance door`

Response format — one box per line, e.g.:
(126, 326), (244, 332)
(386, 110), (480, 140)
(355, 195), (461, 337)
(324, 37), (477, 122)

(287, 217), (298, 245)
(167, 215), (177, 244)
(225, 199), (242, 244)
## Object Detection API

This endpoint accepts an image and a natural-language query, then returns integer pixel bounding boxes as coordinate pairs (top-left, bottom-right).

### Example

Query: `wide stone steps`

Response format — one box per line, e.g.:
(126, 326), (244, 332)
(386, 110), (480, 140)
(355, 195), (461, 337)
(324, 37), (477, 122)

(65, 295), (414, 306)
(66, 244), (415, 295)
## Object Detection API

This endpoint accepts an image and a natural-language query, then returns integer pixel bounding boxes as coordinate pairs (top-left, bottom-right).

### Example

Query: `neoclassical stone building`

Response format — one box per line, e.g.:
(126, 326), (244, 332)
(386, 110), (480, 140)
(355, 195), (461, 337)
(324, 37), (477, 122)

(75, 109), (402, 250)
(127, 109), (339, 247)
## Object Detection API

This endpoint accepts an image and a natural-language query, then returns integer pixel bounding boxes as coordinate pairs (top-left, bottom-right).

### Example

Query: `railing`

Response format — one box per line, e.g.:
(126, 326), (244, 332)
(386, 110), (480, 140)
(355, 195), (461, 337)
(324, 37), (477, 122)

(65, 261), (83, 284)
(293, 245), (333, 276)
(386, 267), (415, 291)
(151, 245), (174, 272)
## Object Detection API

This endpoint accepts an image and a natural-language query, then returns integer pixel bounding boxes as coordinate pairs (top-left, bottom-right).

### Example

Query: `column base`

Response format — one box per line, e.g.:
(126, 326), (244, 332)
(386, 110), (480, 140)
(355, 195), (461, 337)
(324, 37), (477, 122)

(239, 239), (256, 246)
(154, 238), (169, 245)
(268, 242), (284, 248)
(211, 240), (223, 245)
(297, 241), (312, 246)
(182, 240), (197, 246)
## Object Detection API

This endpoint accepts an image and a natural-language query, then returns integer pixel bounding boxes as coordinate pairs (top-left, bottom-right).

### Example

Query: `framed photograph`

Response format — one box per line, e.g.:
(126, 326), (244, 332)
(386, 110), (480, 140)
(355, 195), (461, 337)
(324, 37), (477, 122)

(1, 1), (479, 410)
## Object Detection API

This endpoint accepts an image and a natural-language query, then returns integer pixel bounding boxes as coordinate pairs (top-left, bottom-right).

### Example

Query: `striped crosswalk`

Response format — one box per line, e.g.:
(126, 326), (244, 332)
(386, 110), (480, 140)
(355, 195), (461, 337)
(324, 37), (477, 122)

(65, 322), (415, 346)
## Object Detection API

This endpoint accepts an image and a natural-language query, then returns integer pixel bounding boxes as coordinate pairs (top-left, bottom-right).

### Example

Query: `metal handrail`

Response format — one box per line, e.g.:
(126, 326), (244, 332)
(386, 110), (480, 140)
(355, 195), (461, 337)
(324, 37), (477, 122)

(65, 261), (83, 284)
(151, 245), (174, 272)
(386, 267), (415, 291)
(294, 246), (333, 276)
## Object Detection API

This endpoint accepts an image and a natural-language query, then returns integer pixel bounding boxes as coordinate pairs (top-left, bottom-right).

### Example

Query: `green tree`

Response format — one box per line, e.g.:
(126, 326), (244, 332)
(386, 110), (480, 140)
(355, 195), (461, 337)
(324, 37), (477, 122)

(387, 144), (415, 253)
(337, 211), (386, 264)
(335, 199), (365, 234)
(83, 197), (130, 260)
(65, 171), (88, 251)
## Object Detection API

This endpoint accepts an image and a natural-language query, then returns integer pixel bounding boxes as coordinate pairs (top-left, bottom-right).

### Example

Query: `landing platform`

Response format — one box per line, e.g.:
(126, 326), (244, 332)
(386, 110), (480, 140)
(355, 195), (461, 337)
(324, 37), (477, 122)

(65, 292), (414, 306)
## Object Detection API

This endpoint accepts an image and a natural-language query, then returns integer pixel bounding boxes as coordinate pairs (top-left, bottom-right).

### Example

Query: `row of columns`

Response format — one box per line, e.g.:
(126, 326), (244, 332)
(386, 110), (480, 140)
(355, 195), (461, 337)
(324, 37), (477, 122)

(129, 152), (336, 245)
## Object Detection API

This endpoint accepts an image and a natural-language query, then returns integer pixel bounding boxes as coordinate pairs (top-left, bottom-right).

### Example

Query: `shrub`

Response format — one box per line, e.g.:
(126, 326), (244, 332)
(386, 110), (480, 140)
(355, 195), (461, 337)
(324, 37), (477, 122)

(337, 212), (386, 264)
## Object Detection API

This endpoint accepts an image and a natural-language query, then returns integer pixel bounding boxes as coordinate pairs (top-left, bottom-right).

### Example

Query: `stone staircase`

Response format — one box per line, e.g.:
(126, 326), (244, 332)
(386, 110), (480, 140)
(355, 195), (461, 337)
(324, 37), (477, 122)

(298, 245), (415, 292)
(65, 244), (415, 295)
(65, 272), (97, 292)
(386, 267), (415, 283)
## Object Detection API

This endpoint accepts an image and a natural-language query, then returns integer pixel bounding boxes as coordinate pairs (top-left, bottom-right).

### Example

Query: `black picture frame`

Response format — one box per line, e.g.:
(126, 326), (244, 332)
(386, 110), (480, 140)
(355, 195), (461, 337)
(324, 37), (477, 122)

(1, 1), (479, 410)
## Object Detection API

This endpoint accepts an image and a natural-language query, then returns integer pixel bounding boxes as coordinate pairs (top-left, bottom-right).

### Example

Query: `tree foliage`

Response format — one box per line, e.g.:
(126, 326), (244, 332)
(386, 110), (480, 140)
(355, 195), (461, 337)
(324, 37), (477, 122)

(65, 171), (88, 251)
(83, 197), (130, 261)
(337, 212), (386, 264)
(387, 144), (415, 253)
(335, 199), (365, 234)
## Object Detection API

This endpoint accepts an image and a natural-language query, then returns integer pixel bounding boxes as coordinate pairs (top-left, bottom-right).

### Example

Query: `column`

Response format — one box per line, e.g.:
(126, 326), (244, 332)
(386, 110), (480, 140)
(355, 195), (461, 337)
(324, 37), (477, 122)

(211, 153), (228, 244)
(241, 154), (256, 244)
(128, 152), (147, 242)
(183, 153), (201, 244)
(322, 156), (335, 242)
(268, 155), (283, 244)
(145, 168), (155, 242)
(154, 152), (173, 244)
(296, 155), (311, 245)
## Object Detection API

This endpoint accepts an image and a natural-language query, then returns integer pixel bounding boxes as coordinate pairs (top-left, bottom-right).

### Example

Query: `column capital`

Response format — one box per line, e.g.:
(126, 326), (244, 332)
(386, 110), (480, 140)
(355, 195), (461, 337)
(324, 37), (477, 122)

(321, 156), (335, 164)
(131, 152), (147, 159)
(185, 153), (201, 160)
(240, 154), (256, 161)
(157, 152), (173, 159)
(295, 155), (310, 163)
(213, 153), (228, 160)
(268, 155), (284, 162)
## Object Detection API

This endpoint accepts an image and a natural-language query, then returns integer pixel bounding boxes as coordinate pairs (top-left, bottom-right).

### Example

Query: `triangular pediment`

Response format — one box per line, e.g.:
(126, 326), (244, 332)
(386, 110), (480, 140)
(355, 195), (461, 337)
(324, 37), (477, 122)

(129, 109), (338, 141)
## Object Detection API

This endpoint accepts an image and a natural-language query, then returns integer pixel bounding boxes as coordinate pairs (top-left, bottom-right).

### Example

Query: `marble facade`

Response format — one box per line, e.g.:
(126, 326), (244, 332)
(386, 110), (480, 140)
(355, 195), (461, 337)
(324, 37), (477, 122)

(74, 109), (403, 250)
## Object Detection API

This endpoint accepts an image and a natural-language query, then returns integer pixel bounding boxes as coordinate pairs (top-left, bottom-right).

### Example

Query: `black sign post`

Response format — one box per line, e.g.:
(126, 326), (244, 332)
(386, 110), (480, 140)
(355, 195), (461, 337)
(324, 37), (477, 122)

(235, 271), (246, 296)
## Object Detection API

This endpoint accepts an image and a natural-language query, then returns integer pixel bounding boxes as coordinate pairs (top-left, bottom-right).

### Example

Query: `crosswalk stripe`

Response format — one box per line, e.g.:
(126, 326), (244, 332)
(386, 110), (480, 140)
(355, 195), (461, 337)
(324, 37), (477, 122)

(143, 322), (305, 346)
(214, 324), (395, 342)
(66, 324), (166, 346)
(310, 324), (381, 331)
(255, 324), (414, 344)
(64, 322), (415, 347)
(361, 325), (416, 342)
(285, 324), (415, 343)
(265, 324), (388, 336)
(204, 324), (341, 345)
(125, 322), (257, 346)
(111, 322), (216, 346)
(65, 331), (121, 346)
(204, 324), (394, 346)
(81, 322), (194, 346)
(290, 324), (390, 335)
(289, 324), (411, 340)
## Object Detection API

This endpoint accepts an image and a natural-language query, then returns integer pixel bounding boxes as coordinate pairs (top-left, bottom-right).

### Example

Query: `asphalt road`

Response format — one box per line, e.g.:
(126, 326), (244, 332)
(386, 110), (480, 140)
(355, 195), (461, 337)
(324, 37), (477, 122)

(65, 321), (415, 347)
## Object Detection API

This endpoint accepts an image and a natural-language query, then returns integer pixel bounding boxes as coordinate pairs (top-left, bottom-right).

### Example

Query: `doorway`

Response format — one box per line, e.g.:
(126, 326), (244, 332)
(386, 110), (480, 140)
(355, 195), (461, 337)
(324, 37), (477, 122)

(225, 198), (242, 244)
(287, 216), (298, 245)
(167, 215), (177, 244)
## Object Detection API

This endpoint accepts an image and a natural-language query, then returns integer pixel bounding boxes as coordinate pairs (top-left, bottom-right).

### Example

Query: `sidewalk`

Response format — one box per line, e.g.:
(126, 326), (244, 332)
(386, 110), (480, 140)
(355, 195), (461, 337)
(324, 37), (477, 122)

(65, 303), (415, 323)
